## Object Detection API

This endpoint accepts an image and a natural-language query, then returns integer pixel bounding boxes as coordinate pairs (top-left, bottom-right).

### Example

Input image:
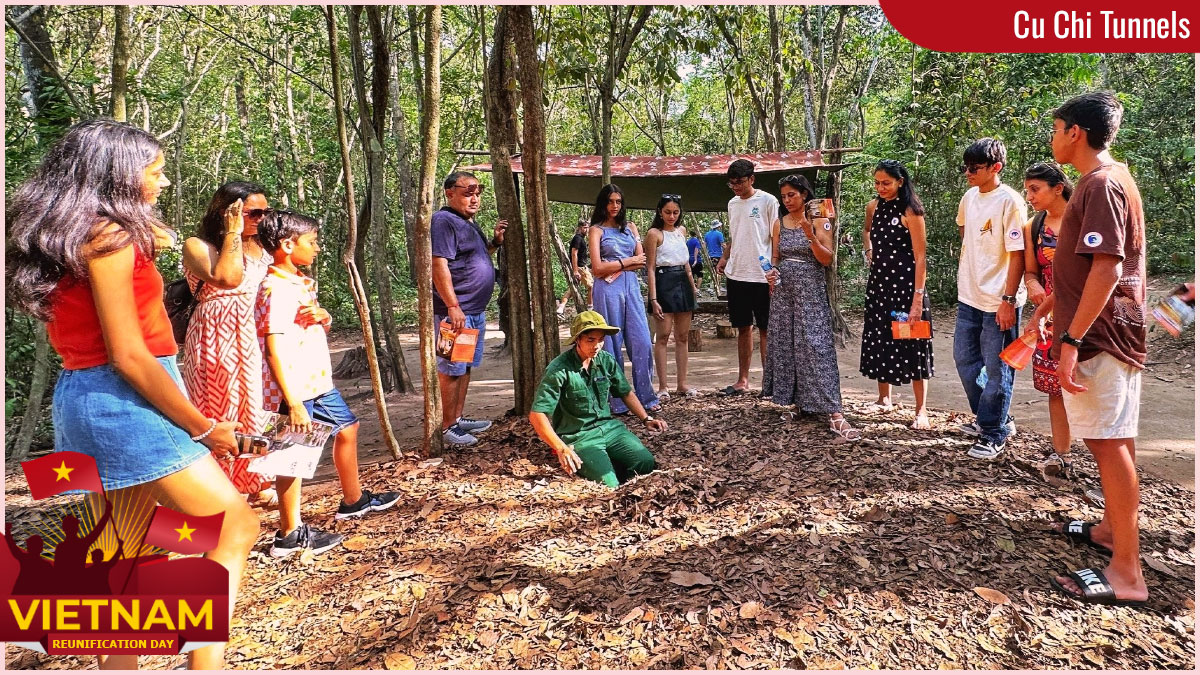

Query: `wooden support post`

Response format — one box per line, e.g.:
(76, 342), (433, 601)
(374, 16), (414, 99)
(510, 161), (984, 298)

(687, 327), (703, 352)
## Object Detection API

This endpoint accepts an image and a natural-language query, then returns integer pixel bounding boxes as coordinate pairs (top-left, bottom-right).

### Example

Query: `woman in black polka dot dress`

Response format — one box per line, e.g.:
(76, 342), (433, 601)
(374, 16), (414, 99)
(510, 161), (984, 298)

(859, 160), (934, 429)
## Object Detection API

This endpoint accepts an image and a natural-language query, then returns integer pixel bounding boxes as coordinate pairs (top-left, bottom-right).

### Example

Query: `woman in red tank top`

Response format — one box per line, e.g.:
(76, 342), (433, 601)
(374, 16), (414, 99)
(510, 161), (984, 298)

(6, 120), (258, 670)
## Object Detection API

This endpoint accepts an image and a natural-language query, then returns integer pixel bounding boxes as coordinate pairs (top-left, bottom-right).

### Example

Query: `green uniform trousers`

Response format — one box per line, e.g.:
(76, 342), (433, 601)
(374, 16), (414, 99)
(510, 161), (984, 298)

(571, 419), (656, 488)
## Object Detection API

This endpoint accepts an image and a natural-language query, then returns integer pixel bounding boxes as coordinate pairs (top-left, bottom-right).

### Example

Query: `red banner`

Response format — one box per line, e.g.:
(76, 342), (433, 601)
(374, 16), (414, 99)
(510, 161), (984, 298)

(142, 507), (224, 556)
(22, 452), (104, 500)
(880, 0), (1199, 53)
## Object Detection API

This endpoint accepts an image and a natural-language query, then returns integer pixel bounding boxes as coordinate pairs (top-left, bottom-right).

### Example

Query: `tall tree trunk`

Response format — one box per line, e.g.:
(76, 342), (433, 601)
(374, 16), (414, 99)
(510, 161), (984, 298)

(408, 5), (424, 127)
(324, 5), (402, 460)
(768, 5), (786, 149)
(598, 5), (651, 185)
(414, 5), (444, 454)
(510, 6), (558, 374)
(7, 5), (74, 460)
(814, 7), (849, 149)
(485, 8), (535, 413)
(284, 47), (306, 206)
(234, 69), (255, 162)
(109, 5), (130, 121)
(824, 133), (851, 345)
(357, 5), (415, 394)
(799, 9), (819, 148)
(390, 48), (420, 284)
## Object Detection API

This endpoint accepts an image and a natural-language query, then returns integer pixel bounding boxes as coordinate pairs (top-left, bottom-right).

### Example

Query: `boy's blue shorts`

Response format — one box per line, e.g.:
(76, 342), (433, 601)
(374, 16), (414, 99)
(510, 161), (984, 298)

(279, 388), (359, 435)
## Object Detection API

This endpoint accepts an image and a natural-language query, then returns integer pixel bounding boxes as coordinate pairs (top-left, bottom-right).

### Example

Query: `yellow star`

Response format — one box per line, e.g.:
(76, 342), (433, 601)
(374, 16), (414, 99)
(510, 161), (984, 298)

(52, 461), (74, 482)
(175, 522), (196, 542)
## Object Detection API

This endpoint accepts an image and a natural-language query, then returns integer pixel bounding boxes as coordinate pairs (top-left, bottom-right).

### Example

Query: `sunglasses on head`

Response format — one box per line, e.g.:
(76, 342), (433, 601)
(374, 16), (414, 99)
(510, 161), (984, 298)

(661, 193), (681, 201)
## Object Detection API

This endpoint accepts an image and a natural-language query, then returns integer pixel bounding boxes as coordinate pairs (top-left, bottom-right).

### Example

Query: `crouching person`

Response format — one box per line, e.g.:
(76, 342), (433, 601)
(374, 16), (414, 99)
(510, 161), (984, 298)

(529, 311), (666, 487)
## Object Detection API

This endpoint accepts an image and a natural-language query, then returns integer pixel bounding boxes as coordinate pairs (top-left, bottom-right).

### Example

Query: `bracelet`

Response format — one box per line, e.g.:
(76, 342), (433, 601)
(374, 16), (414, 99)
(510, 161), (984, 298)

(190, 419), (217, 442)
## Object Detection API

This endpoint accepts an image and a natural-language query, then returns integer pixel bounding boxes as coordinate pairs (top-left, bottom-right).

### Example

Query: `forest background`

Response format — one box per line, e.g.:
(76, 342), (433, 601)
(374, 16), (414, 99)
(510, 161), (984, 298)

(4, 4), (1194, 457)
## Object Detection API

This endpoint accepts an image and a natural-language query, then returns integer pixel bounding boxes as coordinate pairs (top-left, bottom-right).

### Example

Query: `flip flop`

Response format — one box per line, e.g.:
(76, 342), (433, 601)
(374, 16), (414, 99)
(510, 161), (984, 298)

(1058, 520), (1114, 554)
(717, 385), (749, 397)
(1050, 567), (1148, 608)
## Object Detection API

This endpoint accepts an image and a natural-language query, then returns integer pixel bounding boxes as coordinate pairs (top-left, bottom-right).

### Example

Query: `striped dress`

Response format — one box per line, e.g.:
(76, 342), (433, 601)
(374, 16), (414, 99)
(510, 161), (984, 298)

(181, 249), (273, 494)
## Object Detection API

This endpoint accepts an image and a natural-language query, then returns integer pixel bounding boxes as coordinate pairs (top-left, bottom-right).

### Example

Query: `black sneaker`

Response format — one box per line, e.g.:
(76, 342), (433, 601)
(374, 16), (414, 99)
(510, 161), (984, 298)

(967, 440), (1006, 461)
(335, 488), (402, 520)
(269, 523), (343, 558)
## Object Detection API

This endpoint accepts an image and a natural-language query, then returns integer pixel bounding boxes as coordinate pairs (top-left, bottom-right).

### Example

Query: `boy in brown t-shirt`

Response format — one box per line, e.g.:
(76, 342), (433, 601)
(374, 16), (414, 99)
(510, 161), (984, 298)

(1040, 91), (1148, 607)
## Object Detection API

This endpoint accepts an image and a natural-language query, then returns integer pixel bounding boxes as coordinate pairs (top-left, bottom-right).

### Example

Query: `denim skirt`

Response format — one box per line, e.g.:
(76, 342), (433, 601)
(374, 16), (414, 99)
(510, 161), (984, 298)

(52, 356), (209, 491)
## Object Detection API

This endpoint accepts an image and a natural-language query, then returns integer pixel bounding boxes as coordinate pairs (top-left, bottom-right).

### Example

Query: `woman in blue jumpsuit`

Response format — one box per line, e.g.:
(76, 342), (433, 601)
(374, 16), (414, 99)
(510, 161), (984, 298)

(588, 184), (660, 415)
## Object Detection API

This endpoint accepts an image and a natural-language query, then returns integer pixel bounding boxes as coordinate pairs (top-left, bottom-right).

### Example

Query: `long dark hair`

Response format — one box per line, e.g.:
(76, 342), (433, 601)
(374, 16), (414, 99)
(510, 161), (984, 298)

(650, 195), (683, 230)
(199, 181), (268, 247)
(590, 184), (627, 232)
(1024, 162), (1074, 201)
(874, 159), (926, 216)
(6, 119), (166, 319)
(776, 174), (815, 216)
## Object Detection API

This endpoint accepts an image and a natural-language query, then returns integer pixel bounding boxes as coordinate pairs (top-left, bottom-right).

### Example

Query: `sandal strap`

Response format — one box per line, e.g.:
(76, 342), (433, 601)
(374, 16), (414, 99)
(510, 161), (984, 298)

(1067, 567), (1116, 602)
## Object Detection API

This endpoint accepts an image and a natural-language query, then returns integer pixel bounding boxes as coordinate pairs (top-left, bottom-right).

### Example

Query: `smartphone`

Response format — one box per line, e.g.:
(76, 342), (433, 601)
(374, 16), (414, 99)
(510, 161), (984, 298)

(234, 432), (271, 458)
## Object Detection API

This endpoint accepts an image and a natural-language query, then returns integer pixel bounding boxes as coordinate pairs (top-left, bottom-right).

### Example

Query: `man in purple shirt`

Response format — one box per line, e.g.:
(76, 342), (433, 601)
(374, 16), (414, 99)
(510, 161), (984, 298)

(432, 171), (507, 447)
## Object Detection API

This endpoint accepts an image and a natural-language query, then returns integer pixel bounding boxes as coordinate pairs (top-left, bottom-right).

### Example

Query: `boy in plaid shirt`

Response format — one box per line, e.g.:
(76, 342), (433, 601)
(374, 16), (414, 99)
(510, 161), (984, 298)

(256, 211), (400, 558)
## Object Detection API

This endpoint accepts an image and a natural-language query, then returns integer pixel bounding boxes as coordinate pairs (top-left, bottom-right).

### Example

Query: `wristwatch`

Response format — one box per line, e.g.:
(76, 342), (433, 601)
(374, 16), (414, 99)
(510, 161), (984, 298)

(1001, 294), (1018, 305)
(1059, 330), (1084, 348)
(914, 288), (925, 295)
(642, 415), (655, 424)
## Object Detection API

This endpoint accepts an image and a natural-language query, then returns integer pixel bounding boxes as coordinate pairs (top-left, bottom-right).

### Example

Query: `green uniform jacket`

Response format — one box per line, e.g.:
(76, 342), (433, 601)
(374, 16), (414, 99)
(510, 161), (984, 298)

(530, 348), (632, 444)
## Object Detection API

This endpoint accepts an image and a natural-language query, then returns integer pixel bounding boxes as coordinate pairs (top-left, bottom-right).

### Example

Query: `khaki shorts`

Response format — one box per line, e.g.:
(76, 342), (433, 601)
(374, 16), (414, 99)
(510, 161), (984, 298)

(578, 267), (594, 293)
(1061, 351), (1142, 439)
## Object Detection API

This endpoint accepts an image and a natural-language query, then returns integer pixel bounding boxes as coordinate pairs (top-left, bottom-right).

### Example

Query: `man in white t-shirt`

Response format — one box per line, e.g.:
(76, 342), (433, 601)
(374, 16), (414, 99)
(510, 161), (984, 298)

(715, 159), (779, 396)
(953, 138), (1028, 460)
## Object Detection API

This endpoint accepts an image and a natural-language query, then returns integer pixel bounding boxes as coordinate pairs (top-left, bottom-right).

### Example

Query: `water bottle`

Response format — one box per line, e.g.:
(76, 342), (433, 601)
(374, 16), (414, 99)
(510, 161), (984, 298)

(759, 256), (775, 285)
(890, 310), (909, 322)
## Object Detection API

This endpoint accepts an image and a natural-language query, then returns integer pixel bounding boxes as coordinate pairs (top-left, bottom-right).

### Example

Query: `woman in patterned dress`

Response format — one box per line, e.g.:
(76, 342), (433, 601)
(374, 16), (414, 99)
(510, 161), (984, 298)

(181, 182), (275, 503)
(763, 175), (859, 439)
(1021, 162), (1077, 478)
(859, 160), (935, 429)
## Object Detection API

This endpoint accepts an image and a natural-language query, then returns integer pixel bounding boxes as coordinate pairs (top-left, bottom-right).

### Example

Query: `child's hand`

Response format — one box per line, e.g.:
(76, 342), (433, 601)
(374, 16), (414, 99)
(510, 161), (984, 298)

(287, 404), (313, 434)
(297, 305), (332, 327)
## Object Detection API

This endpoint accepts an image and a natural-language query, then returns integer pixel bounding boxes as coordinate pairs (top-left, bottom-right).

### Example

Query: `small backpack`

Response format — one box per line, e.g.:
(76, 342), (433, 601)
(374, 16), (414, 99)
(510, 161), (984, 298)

(164, 278), (203, 346)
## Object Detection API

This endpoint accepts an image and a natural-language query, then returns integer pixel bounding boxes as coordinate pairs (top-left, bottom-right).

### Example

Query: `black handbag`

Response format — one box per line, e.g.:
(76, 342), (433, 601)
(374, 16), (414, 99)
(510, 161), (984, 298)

(164, 278), (203, 346)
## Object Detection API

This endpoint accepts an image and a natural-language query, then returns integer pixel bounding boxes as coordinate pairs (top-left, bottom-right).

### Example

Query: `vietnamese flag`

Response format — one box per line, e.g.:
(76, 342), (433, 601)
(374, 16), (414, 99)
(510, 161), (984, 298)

(142, 506), (224, 555)
(22, 451), (104, 500)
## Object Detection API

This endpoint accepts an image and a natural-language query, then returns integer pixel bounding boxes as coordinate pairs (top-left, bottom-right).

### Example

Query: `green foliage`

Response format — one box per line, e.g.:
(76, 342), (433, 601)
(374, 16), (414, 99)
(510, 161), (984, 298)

(5, 6), (1193, 442)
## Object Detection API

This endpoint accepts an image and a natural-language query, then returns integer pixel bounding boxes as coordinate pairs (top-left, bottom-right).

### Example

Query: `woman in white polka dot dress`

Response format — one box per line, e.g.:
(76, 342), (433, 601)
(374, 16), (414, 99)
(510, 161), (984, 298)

(859, 160), (934, 429)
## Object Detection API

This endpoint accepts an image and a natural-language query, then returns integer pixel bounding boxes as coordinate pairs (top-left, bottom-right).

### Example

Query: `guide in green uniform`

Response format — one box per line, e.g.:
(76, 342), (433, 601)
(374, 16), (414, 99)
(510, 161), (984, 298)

(529, 311), (667, 487)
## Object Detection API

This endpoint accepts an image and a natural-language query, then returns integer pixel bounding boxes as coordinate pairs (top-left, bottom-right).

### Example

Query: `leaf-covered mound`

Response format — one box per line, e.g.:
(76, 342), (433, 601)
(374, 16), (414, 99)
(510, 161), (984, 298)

(6, 394), (1194, 669)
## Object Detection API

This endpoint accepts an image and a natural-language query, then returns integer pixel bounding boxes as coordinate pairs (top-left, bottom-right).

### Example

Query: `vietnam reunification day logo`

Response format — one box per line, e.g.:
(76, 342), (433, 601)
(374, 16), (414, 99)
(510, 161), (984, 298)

(1, 451), (230, 656)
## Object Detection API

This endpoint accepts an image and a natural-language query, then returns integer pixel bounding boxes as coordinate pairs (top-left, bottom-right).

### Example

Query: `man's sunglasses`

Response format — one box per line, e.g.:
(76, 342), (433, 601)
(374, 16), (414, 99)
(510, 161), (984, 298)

(960, 163), (990, 174)
(451, 184), (485, 196)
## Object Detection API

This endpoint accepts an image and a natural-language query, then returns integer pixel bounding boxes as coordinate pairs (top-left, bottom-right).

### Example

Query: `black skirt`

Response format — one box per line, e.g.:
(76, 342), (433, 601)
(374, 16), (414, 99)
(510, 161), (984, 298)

(653, 266), (696, 314)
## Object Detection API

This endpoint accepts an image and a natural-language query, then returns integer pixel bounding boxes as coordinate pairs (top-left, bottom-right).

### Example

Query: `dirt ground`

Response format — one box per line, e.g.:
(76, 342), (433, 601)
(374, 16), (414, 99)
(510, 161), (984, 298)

(334, 304), (1195, 490)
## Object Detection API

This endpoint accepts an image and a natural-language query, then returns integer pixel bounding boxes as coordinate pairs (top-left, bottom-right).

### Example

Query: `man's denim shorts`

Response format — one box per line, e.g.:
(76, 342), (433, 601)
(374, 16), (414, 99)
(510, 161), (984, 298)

(434, 311), (487, 376)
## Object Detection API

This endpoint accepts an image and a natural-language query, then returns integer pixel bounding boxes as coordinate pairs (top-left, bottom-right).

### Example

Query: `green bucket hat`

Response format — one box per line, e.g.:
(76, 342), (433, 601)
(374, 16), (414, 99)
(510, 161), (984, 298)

(569, 310), (620, 344)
